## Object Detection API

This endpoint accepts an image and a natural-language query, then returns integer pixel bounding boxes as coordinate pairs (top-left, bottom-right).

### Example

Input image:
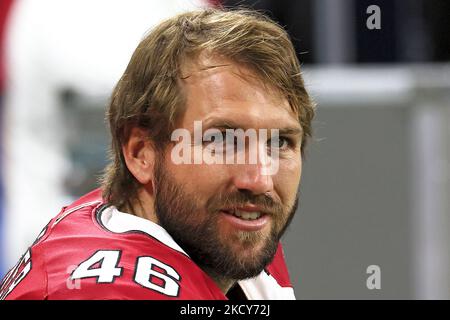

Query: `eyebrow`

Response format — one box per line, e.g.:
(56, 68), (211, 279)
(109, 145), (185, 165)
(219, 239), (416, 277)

(202, 119), (303, 137)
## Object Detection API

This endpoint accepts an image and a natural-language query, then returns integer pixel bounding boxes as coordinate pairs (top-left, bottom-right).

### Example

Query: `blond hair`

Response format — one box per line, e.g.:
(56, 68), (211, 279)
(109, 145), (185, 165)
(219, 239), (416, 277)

(102, 8), (315, 209)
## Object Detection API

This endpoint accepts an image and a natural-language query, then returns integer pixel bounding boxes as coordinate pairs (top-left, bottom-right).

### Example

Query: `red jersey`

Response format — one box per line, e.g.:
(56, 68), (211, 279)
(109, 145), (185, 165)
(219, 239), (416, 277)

(0, 189), (295, 300)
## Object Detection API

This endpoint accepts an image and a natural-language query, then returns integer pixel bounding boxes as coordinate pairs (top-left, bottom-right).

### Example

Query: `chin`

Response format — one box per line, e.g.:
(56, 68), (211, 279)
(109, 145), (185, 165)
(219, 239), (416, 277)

(231, 224), (274, 245)
(230, 238), (276, 265)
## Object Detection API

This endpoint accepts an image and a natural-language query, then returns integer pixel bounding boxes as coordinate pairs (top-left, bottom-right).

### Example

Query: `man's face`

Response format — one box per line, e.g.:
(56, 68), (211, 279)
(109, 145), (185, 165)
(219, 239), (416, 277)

(154, 57), (303, 281)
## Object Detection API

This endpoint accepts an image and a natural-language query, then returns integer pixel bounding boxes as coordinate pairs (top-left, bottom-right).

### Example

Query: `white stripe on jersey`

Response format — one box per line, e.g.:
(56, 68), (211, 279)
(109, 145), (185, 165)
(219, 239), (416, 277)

(99, 206), (190, 257)
(239, 271), (296, 300)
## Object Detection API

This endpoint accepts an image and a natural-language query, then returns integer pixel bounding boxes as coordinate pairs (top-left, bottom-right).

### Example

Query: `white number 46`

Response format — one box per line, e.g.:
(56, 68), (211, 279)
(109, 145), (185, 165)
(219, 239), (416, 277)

(70, 250), (180, 297)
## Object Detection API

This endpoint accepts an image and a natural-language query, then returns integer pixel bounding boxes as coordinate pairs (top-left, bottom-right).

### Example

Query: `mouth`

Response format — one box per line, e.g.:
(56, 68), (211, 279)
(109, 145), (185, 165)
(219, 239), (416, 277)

(221, 208), (264, 220)
(219, 206), (270, 232)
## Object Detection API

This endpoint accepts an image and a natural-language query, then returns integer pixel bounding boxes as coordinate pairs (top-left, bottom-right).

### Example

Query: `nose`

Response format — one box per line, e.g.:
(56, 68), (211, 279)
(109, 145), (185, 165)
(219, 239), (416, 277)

(232, 163), (274, 195)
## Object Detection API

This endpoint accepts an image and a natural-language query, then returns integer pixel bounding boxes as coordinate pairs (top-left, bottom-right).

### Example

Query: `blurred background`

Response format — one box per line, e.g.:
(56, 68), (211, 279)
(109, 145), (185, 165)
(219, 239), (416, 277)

(1, 0), (449, 299)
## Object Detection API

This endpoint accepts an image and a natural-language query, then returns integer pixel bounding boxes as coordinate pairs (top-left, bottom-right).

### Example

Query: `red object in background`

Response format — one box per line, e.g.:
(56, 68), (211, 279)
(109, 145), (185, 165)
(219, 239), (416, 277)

(207, 0), (222, 8)
(0, 0), (14, 92)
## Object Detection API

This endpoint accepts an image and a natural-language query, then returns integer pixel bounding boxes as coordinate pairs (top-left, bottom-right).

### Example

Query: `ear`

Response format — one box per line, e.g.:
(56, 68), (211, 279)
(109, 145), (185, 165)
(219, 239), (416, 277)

(122, 127), (156, 185)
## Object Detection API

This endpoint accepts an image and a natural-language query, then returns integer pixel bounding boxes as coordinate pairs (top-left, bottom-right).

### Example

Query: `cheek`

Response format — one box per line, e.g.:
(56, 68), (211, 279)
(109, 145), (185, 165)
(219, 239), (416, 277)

(165, 158), (230, 195)
(274, 158), (302, 201)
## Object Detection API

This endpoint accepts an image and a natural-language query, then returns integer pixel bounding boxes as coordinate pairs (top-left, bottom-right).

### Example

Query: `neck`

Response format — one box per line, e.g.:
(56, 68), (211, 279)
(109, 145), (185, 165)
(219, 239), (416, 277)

(217, 280), (236, 295)
(203, 269), (236, 294)
(127, 187), (159, 224)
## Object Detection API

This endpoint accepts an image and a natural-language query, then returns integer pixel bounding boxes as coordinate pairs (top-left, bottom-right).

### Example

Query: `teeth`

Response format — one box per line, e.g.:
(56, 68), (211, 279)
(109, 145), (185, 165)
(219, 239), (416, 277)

(232, 210), (261, 220)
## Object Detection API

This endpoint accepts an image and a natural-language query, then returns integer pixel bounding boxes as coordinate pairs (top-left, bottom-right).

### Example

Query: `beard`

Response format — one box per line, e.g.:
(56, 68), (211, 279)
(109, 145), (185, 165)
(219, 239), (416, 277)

(153, 158), (299, 281)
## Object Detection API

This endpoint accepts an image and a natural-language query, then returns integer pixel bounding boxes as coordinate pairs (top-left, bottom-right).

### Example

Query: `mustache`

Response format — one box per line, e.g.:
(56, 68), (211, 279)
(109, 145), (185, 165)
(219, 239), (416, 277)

(205, 190), (284, 215)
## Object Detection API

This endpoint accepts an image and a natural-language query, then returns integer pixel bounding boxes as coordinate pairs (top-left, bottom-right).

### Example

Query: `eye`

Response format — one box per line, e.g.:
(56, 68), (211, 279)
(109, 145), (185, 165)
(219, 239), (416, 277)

(268, 136), (293, 150)
(202, 131), (226, 145)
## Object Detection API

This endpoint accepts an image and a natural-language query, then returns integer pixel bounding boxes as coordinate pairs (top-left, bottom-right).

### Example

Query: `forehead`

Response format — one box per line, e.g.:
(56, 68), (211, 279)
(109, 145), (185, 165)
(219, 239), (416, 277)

(179, 55), (300, 130)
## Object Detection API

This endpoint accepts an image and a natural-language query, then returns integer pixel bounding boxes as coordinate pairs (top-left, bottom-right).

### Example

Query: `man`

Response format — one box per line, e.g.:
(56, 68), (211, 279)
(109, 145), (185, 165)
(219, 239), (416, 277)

(0, 8), (314, 300)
